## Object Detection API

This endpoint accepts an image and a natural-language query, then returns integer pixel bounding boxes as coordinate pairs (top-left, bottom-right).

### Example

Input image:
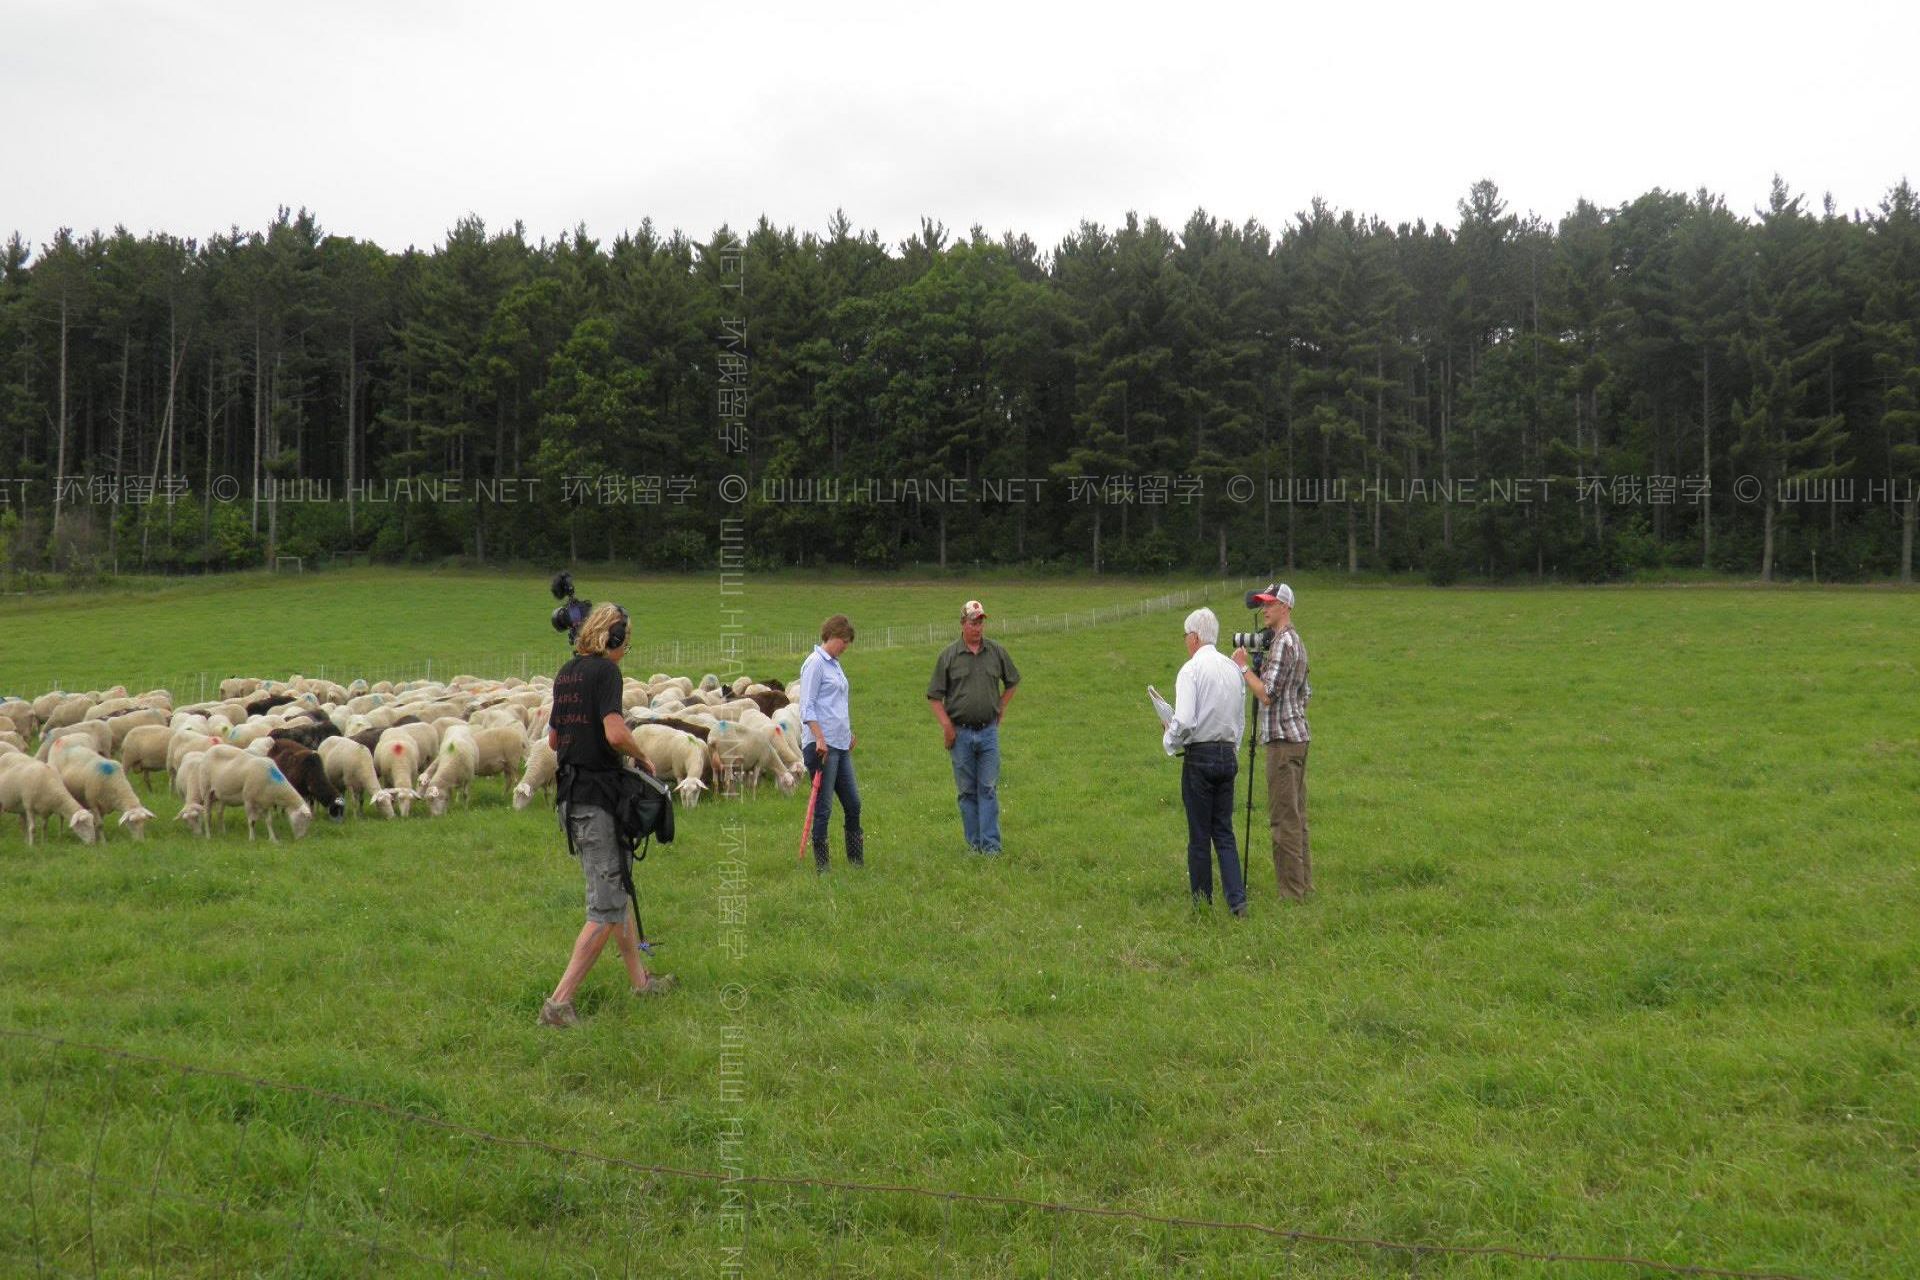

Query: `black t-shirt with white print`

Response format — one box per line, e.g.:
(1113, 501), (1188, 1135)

(551, 653), (623, 776)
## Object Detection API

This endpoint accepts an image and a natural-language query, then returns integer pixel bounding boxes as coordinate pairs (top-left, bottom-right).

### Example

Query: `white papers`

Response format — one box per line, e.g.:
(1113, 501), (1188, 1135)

(1148, 684), (1174, 727)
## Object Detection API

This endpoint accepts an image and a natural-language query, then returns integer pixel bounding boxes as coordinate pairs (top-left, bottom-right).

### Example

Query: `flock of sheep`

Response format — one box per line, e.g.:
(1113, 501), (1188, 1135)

(0, 669), (808, 845)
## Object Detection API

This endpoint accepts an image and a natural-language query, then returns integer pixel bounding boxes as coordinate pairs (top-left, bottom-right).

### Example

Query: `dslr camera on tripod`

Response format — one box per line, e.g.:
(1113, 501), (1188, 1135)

(1233, 588), (1274, 663)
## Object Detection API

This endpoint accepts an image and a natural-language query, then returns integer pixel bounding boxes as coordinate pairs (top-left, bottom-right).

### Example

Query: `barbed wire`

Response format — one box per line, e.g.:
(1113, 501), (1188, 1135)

(1, 1028), (1821, 1280)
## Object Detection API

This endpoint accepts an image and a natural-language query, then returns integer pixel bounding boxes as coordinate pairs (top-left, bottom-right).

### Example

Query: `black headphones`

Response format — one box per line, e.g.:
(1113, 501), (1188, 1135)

(608, 605), (630, 652)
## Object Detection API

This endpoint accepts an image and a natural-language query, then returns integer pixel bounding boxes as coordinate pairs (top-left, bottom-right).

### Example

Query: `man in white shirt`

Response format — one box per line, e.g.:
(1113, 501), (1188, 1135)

(1162, 607), (1248, 915)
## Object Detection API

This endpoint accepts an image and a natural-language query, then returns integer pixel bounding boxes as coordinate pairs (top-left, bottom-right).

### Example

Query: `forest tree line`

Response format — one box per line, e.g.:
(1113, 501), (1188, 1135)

(2, 178), (1917, 582)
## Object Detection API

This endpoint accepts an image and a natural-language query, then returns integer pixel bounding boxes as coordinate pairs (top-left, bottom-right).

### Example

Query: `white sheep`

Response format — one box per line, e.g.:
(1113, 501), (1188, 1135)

(387, 721), (439, 759)
(420, 724), (479, 815)
(51, 742), (156, 840)
(119, 724), (176, 790)
(373, 729), (425, 815)
(469, 725), (526, 799)
(707, 720), (800, 797)
(316, 737), (383, 815)
(194, 744), (313, 841)
(173, 750), (210, 833)
(653, 730), (711, 808)
(512, 738), (558, 810)
(168, 728), (227, 777)
(43, 695), (96, 732)
(0, 756), (100, 844)
(739, 708), (803, 771)
(36, 721), (114, 761)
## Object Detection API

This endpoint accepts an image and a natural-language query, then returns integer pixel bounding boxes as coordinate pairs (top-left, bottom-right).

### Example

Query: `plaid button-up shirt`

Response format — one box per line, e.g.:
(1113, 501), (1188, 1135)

(1258, 625), (1311, 744)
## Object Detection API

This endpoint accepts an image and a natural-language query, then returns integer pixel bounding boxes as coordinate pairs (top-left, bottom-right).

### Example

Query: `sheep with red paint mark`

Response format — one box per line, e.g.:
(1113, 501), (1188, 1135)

(373, 728), (425, 816)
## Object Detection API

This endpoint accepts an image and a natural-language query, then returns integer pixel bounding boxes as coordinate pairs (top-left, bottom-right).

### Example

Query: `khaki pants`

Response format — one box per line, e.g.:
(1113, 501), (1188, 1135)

(1264, 741), (1311, 899)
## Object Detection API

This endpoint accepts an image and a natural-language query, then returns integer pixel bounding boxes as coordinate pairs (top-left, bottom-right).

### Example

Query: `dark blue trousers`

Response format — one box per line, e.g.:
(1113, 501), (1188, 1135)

(1181, 741), (1246, 911)
(802, 742), (863, 866)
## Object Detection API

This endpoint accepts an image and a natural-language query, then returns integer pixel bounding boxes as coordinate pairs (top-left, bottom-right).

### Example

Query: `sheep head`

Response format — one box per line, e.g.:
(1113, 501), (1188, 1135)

(675, 775), (707, 808)
(288, 804), (314, 840)
(69, 809), (99, 845)
(120, 807), (156, 840)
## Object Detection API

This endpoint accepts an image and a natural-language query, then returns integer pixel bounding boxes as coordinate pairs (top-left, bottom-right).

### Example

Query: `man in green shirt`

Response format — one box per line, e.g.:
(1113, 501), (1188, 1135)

(926, 599), (1020, 855)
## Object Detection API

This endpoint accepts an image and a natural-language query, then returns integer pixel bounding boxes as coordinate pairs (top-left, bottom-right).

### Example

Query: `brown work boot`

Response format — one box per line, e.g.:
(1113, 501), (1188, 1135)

(537, 998), (580, 1028)
(632, 973), (677, 997)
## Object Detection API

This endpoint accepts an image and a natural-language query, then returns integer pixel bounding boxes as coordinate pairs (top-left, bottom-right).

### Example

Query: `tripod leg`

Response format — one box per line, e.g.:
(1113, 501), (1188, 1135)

(1243, 688), (1258, 869)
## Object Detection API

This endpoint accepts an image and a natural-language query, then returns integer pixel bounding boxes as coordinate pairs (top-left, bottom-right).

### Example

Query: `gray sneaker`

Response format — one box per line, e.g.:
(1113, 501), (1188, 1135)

(538, 998), (580, 1028)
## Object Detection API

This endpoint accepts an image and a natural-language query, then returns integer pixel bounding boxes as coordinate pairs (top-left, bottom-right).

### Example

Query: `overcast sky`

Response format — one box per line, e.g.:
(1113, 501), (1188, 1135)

(6, 0), (1916, 257)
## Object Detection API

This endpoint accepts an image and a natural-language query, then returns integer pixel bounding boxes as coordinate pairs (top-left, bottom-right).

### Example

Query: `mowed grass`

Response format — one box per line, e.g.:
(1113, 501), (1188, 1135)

(2, 572), (1917, 1278)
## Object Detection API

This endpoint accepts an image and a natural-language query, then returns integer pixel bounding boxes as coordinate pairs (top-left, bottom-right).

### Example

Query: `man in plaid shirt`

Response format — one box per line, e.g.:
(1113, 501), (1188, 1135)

(1232, 583), (1312, 899)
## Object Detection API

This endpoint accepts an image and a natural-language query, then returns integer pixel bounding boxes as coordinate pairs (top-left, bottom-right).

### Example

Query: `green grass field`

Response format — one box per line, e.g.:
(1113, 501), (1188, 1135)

(2, 570), (1917, 1277)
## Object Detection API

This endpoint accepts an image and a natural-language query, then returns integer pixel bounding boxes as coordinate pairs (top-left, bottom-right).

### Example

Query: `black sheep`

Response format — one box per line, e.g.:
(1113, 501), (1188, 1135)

(266, 739), (347, 820)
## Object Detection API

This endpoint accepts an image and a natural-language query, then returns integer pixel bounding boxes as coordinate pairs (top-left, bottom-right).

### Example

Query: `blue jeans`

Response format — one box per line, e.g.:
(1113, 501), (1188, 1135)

(1181, 741), (1245, 911)
(802, 742), (863, 864)
(950, 723), (1002, 852)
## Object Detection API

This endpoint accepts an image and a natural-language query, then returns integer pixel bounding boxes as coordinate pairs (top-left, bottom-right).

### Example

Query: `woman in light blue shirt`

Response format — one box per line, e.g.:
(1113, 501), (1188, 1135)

(796, 614), (862, 871)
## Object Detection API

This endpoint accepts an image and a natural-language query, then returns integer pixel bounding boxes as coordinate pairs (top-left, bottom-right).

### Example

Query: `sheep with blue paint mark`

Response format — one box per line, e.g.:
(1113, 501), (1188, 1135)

(192, 744), (313, 841)
(49, 742), (156, 840)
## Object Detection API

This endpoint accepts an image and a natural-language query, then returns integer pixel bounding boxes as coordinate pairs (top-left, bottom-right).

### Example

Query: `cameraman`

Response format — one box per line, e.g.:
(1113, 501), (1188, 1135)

(1231, 583), (1313, 901)
(540, 602), (674, 1030)
(1163, 608), (1248, 915)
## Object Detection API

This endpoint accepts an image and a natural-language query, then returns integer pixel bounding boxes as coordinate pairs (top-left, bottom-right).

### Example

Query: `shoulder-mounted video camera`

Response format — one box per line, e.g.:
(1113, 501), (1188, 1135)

(551, 572), (593, 642)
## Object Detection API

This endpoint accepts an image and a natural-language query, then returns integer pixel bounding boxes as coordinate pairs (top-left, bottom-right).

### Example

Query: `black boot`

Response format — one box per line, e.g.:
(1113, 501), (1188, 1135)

(813, 843), (830, 873)
(846, 829), (865, 867)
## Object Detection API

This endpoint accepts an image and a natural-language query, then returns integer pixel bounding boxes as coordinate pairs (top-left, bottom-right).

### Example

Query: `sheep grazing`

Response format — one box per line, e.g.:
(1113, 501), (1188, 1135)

(269, 718), (341, 751)
(469, 725), (527, 800)
(119, 724), (176, 792)
(420, 725), (479, 816)
(0, 756), (100, 844)
(316, 737), (385, 816)
(747, 689), (791, 717)
(36, 721), (114, 761)
(244, 692), (296, 717)
(386, 720), (439, 759)
(103, 708), (169, 751)
(167, 728), (227, 778)
(50, 743), (157, 840)
(707, 720), (799, 797)
(633, 725), (710, 805)
(194, 744), (313, 841)
(512, 738), (557, 810)
(173, 750), (211, 834)
(42, 695), (96, 733)
(266, 739), (347, 820)
(373, 729), (425, 815)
